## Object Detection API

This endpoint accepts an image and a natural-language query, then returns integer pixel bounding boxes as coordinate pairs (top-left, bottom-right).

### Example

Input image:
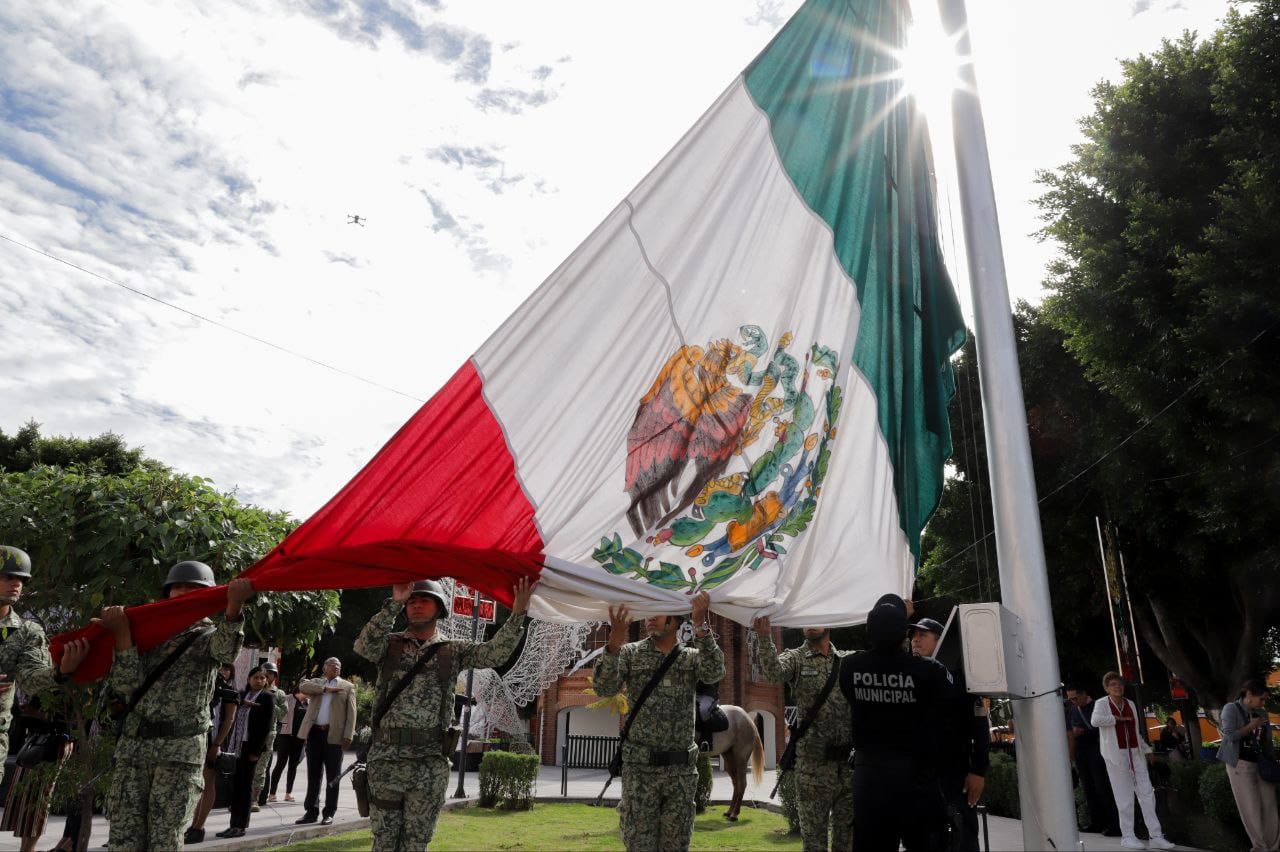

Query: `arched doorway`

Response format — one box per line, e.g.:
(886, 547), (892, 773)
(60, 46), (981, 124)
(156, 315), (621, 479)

(555, 705), (619, 765)
(750, 708), (778, 770)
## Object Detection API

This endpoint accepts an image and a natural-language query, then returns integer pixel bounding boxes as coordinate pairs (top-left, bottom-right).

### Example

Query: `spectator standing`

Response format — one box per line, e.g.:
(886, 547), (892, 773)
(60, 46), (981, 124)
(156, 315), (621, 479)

(1159, 717), (1187, 761)
(909, 617), (989, 852)
(1092, 671), (1174, 850)
(295, 657), (356, 825)
(1066, 683), (1120, 836)
(268, 688), (308, 802)
(185, 663), (240, 844)
(1219, 678), (1279, 852)
(217, 667), (274, 838)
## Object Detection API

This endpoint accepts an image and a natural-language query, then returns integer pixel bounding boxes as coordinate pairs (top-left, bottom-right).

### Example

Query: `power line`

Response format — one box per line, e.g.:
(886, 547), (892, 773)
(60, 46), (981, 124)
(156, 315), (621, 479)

(930, 320), (1277, 574)
(0, 231), (427, 404)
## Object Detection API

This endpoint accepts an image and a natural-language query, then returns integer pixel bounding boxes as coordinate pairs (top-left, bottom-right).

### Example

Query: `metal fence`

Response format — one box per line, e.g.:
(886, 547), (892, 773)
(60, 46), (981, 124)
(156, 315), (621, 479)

(560, 733), (620, 795)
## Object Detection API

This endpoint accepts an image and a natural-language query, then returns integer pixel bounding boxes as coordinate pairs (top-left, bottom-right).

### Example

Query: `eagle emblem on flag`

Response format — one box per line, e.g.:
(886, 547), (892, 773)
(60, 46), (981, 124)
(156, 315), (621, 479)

(593, 325), (843, 592)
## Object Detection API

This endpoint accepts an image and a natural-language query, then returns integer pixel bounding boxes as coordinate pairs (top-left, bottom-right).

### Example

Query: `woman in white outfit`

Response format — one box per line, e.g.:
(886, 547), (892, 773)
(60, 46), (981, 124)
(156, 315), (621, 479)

(1092, 671), (1175, 850)
(1219, 678), (1280, 852)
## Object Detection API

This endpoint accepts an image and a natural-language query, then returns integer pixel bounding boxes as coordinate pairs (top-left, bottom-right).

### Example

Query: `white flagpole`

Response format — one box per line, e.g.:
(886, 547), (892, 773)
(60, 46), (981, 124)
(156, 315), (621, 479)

(935, 1), (1080, 848)
(1096, 516), (1125, 673)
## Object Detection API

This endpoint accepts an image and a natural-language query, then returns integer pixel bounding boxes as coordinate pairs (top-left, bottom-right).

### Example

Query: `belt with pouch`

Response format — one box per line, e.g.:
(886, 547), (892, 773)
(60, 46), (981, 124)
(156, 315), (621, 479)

(374, 727), (442, 747)
(136, 720), (209, 739)
(646, 749), (697, 767)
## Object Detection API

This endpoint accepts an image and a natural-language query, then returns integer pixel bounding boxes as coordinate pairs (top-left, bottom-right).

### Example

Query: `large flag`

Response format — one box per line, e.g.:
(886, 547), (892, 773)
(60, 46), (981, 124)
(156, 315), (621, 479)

(55, 0), (965, 679)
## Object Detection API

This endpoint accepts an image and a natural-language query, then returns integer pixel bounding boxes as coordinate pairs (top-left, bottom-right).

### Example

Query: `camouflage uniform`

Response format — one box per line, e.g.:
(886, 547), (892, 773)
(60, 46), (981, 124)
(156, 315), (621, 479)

(354, 599), (527, 851)
(594, 633), (725, 852)
(106, 616), (244, 852)
(0, 608), (61, 787)
(754, 633), (854, 852)
(251, 685), (288, 802)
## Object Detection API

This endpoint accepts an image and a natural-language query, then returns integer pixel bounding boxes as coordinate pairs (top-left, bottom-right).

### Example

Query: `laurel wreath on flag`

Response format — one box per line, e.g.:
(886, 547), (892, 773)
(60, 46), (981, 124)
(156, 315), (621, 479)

(594, 329), (843, 593)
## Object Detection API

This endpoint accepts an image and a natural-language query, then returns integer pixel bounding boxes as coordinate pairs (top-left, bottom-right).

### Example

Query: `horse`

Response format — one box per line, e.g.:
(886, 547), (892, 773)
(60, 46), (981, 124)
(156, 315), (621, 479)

(705, 704), (766, 821)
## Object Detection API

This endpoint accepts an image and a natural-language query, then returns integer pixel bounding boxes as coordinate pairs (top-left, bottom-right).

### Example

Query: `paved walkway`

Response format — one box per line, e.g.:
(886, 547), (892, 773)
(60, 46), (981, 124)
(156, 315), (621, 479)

(12, 757), (1203, 850)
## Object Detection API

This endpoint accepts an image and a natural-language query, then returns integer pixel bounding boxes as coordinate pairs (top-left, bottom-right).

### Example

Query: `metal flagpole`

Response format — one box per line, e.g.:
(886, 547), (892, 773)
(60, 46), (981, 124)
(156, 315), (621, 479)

(1119, 551), (1145, 683)
(1096, 517), (1125, 673)
(452, 587), (482, 798)
(936, 1), (1079, 847)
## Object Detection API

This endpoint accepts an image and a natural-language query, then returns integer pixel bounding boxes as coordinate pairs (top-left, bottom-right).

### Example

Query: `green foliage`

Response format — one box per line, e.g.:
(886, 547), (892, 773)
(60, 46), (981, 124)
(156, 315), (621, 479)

(775, 768), (801, 834)
(1198, 761), (1237, 826)
(477, 751), (539, 810)
(982, 752), (1021, 820)
(1024, 0), (1280, 707)
(695, 752), (713, 813)
(0, 420), (145, 475)
(0, 461), (337, 647)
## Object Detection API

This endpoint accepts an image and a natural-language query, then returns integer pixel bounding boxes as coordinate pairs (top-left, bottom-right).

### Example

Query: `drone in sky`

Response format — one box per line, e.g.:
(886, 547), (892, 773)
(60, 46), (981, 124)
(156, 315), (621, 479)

(347, 214), (366, 227)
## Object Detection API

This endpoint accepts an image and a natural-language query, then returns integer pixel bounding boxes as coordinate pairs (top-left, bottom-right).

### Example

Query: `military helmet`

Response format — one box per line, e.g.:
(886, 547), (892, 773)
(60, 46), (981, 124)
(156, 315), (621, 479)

(0, 546), (32, 580)
(163, 560), (216, 592)
(406, 579), (450, 616)
(260, 661), (279, 674)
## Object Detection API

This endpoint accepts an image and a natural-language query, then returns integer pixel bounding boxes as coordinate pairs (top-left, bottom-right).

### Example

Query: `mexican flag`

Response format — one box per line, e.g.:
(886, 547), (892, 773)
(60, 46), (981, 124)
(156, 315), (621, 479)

(56, 0), (965, 676)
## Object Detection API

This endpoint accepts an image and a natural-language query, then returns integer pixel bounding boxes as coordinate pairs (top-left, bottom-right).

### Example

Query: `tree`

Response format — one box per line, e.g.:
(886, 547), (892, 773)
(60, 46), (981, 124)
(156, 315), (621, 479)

(0, 432), (340, 849)
(0, 420), (147, 475)
(923, 1), (1280, 712)
(0, 462), (339, 647)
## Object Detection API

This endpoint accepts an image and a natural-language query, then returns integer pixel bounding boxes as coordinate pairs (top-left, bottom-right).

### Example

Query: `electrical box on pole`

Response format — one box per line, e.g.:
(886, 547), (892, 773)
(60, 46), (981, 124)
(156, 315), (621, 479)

(953, 603), (1030, 697)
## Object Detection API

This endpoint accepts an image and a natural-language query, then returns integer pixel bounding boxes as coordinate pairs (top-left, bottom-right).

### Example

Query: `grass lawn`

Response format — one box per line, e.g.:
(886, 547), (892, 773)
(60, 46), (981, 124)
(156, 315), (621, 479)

(286, 802), (801, 850)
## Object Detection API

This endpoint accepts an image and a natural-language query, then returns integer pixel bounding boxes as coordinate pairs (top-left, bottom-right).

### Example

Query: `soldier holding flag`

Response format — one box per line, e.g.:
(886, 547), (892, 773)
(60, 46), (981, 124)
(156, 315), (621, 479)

(354, 576), (535, 851)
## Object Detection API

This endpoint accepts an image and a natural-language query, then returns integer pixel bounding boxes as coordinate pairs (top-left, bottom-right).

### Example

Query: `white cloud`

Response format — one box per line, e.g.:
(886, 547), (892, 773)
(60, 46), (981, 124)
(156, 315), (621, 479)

(0, 0), (1237, 520)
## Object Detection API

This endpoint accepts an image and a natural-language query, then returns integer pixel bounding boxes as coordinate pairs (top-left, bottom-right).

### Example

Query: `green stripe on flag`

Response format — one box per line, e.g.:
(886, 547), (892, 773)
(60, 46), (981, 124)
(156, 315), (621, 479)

(744, 0), (967, 561)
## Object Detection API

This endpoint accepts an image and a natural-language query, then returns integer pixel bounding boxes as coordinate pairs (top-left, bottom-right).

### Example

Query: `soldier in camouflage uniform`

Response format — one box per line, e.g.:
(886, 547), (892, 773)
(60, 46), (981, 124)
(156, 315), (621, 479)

(0, 546), (91, 787)
(354, 576), (536, 851)
(252, 661), (288, 808)
(97, 562), (252, 852)
(752, 616), (854, 851)
(593, 591), (725, 852)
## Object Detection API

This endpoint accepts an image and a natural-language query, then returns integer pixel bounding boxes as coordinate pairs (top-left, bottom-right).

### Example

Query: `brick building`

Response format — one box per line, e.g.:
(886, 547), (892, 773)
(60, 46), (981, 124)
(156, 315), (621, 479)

(532, 615), (787, 768)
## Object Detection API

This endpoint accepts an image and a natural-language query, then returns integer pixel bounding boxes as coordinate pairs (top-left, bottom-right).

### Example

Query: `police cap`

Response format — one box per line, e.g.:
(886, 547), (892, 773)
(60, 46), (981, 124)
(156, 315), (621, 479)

(0, 546), (32, 580)
(909, 618), (945, 637)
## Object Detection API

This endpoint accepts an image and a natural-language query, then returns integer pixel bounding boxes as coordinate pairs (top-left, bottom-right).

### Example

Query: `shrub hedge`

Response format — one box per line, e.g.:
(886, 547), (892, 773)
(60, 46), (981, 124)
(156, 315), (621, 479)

(695, 752), (713, 813)
(776, 768), (801, 834)
(478, 751), (539, 810)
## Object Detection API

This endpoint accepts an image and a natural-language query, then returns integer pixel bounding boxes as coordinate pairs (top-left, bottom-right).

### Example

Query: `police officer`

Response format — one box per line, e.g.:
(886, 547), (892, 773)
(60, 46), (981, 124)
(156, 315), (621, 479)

(98, 561), (252, 852)
(593, 592), (725, 852)
(910, 617), (990, 852)
(354, 576), (536, 851)
(752, 617), (854, 851)
(0, 546), (91, 787)
(252, 660), (289, 808)
(839, 594), (952, 852)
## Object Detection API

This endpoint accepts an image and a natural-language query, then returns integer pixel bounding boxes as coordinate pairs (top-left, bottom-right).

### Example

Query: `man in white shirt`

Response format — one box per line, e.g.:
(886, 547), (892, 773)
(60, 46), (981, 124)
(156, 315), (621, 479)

(295, 657), (357, 825)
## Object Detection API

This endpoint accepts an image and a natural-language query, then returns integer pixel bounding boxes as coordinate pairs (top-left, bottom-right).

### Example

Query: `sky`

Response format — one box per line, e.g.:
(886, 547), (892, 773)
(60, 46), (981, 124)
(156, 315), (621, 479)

(0, 0), (1238, 519)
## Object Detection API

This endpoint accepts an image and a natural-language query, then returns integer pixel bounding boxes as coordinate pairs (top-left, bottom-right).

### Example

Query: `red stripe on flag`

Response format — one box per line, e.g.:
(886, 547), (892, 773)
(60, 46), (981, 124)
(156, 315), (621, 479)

(52, 360), (544, 681)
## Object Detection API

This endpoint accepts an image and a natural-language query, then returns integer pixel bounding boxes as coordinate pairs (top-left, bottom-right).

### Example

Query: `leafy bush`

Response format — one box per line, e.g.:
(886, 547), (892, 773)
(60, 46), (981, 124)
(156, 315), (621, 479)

(775, 769), (801, 834)
(478, 751), (539, 810)
(983, 752), (1020, 819)
(1198, 762), (1237, 826)
(695, 752), (713, 813)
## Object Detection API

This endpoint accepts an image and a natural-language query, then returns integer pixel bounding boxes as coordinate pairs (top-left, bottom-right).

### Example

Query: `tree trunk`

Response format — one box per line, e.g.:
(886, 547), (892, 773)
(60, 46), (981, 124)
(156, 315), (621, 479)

(1180, 687), (1203, 762)
(75, 786), (94, 852)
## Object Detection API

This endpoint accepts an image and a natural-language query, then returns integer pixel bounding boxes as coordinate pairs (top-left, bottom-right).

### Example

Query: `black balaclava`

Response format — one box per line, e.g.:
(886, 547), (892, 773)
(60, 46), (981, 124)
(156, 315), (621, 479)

(867, 602), (908, 652)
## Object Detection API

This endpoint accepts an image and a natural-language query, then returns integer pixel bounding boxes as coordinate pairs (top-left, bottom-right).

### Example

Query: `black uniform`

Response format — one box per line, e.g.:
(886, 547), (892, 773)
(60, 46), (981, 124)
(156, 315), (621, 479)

(940, 665), (990, 852)
(839, 603), (952, 852)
